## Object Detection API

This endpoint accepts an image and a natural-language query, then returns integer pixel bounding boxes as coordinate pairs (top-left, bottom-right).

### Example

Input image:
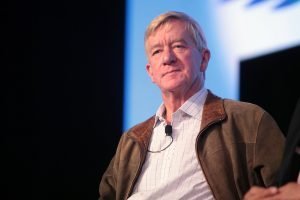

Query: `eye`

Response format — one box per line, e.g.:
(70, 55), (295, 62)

(173, 44), (186, 52)
(152, 49), (161, 56)
(174, 45), (184, 48)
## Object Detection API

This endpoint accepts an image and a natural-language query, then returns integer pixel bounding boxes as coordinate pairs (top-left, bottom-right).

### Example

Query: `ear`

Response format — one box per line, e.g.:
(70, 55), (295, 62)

(200, 49), (211, 72)
(146, 63), (155, 82)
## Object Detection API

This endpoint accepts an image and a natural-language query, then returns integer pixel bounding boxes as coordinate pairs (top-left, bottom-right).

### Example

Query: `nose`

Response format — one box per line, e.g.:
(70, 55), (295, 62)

(162, 48), (177, 65)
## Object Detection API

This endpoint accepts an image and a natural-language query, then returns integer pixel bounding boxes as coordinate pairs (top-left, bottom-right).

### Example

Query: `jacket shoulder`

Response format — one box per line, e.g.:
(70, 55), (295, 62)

(123, 116), (155, 147)
(126, 116), (155, 135)
(223, 99), (266, 115)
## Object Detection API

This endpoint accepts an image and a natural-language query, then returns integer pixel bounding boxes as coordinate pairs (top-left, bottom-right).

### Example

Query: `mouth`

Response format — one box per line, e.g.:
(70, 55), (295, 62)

(163, 70), (180, 77)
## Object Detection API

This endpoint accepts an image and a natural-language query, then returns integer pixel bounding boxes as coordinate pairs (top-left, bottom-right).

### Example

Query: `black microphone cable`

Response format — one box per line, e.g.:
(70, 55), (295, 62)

(147, 124), (173, 153)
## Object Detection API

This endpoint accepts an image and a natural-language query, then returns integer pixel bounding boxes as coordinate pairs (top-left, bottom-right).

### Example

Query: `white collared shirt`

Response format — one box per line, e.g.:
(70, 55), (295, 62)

(128, 88), (215, 200)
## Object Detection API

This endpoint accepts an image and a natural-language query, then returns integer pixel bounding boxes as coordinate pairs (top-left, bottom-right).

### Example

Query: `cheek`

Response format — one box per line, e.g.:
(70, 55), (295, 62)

(182, 55), (198, 70)
(189, 54), (202, 72)
(149, 67), (161, 83)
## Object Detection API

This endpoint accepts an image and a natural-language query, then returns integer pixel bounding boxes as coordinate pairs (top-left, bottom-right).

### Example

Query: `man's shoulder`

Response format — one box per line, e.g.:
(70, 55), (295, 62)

(224, 98), (265, 112)
(221, 98), (270, 123)
(124, 116), (155, 138)
(206, 90), (265, 115)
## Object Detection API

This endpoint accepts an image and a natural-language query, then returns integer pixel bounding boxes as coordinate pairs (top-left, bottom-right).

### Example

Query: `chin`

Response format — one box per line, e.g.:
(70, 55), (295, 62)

(162, 84), (183, 92)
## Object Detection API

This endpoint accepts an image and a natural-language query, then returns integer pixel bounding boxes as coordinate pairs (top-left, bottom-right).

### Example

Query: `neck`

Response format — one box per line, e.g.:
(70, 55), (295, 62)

(162, 80), (203, 123)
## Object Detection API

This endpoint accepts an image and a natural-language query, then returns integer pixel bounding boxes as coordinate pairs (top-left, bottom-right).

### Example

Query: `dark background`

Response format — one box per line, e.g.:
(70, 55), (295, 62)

(240, 45), (300, 135)
(3, 0), (124, 199)
(3, 1), (300, 199)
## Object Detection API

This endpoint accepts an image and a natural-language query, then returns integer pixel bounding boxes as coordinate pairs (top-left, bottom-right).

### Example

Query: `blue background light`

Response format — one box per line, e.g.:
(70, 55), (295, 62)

(123, 0), (300, 131)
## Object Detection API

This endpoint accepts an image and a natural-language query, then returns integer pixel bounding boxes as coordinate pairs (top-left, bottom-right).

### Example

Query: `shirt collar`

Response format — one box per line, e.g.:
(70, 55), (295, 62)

(153, 88), (208, 128)
(153, 102), (167, 128)
(180, 87), (207, 120)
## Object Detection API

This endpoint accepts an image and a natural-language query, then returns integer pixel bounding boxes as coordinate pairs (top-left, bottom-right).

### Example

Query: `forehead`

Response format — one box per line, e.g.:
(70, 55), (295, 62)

(149, 19), (187, 39)
(145, 20), (191, 49)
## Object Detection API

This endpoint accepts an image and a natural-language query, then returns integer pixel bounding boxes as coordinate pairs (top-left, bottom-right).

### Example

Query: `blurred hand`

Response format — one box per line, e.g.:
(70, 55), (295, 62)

(275, 182), (300, 199)
(244, 182), (300, 200)
(243, 186), (278, 200)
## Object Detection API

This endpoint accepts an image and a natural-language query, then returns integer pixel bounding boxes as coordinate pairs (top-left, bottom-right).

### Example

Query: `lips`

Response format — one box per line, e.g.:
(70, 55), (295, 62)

(163, 69), (180, 77)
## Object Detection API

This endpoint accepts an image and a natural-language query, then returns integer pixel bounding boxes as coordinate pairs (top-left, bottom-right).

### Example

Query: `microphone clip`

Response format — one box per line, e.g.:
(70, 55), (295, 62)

(165, 124), (172, 136)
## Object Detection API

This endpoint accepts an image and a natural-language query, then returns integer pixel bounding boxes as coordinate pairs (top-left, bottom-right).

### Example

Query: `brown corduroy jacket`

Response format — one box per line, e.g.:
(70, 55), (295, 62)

(99, 91), (285, 200)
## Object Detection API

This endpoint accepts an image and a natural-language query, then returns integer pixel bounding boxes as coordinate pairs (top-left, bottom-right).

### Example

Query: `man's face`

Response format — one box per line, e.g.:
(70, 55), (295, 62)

(145, 20), (209, 94)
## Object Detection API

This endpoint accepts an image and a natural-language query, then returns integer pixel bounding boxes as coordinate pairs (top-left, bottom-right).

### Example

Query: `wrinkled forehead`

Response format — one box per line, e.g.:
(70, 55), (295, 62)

(145, 20), (189, 52)
(145, 18), (187, 42)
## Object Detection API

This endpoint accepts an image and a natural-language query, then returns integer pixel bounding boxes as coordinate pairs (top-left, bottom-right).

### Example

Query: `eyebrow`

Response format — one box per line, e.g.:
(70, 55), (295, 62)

(148, 39), (188, 52)
(148, 43), (162, 52)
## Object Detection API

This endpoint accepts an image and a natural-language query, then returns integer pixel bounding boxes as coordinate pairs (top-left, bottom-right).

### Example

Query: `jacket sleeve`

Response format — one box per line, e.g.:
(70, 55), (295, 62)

(99, 156), (117, 200)
(254, 111), (286, 187)
(99, 134), (126, 200)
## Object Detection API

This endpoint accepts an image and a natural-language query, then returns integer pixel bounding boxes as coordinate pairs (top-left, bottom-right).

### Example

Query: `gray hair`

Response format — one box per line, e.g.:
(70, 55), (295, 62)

(144, 11), (208, 52)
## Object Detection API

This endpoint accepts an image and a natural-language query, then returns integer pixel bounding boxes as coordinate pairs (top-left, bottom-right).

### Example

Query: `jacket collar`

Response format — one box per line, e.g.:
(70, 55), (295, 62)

(128, 90), (226, 149)
(200, 90), (226, 131)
